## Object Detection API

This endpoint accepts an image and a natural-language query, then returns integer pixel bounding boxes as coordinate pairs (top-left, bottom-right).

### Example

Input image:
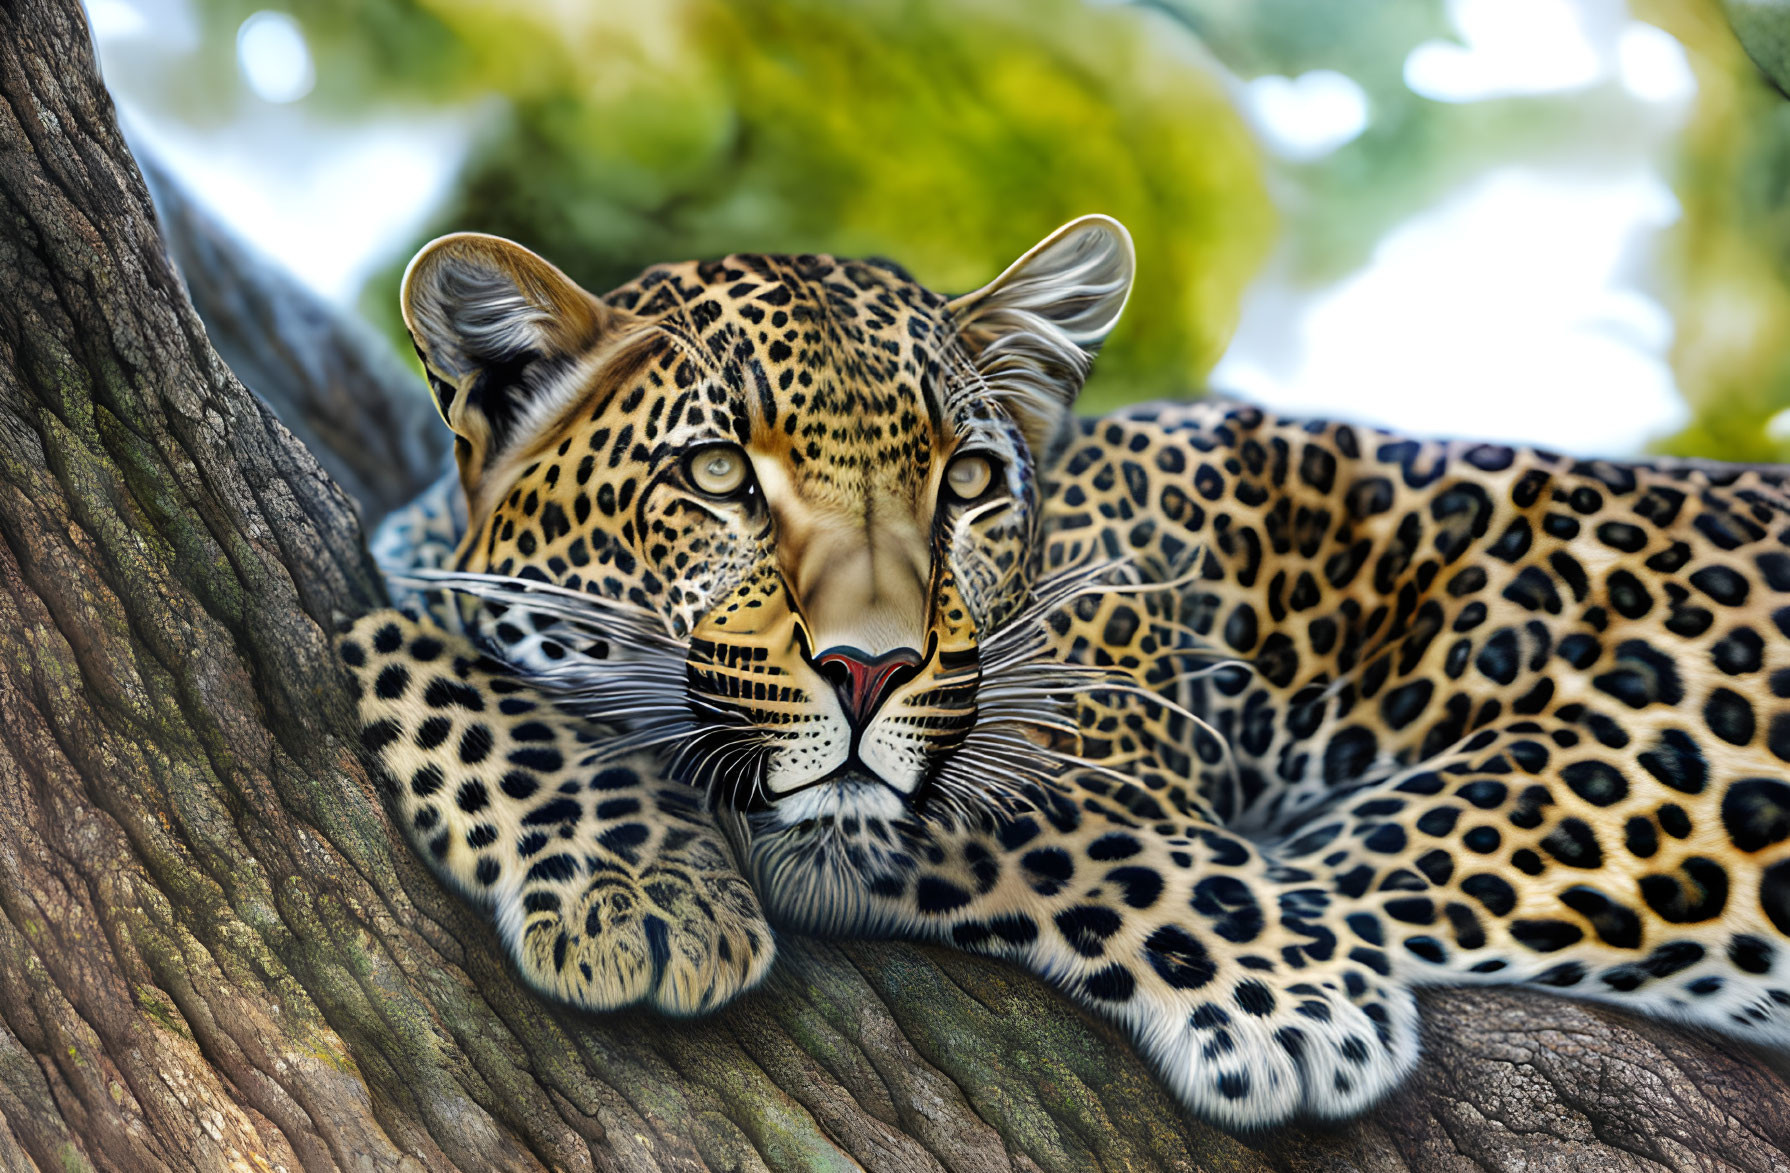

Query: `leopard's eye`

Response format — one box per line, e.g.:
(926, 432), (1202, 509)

(687, 444), (752, 497)
(943, 452), (996, 501)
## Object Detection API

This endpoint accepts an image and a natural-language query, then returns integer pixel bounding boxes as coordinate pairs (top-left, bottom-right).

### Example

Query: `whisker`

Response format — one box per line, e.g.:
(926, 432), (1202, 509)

(966, 731), (1145, 781)
(392, 568), (683, 651)
(974, 711), (1085, 740)
(397, 528), (1243, 828)
(583, 724), (705, 761)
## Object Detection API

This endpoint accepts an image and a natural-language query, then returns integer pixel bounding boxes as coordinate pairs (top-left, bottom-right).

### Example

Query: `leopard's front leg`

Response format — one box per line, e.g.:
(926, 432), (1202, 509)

(749, 790), (1419, 1127)
(340, 610), (773, 1015)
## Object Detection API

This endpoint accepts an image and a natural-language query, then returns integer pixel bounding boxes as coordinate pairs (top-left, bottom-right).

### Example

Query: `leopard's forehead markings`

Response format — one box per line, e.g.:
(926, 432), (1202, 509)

(598, 251), (958, 506)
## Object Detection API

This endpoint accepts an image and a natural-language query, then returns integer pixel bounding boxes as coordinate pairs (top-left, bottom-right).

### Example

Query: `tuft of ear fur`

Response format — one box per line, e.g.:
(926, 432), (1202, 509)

(402, 233), (633, 515)
(948, 215), (1135, 457)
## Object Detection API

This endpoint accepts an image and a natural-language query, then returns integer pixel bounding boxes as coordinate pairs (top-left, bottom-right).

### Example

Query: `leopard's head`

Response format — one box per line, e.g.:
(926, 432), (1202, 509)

(402, 218), (1133, 817)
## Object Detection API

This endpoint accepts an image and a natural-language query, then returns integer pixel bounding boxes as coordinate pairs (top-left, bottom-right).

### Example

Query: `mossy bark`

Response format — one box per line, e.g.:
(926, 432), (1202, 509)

(0, 2), (1787, 1169)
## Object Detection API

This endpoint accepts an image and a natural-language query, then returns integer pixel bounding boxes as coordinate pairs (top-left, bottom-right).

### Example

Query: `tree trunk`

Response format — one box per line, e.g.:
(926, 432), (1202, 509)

(1, 2), (1788, 1169)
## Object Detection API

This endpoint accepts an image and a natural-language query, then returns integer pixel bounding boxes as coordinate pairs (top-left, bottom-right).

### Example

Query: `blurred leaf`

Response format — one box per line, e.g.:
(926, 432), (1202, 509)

(1725, 0), (1790, 95)
(1637, 0), (1790, 461)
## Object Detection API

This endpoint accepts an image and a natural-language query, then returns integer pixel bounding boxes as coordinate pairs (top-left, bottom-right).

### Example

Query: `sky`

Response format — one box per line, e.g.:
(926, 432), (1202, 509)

(89, 0), (1700, 458)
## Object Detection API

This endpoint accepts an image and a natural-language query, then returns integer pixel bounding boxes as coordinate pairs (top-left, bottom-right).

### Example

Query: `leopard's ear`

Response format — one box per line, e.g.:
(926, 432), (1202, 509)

(948, 215), (1134, 455)
(402, 233), (633, 508)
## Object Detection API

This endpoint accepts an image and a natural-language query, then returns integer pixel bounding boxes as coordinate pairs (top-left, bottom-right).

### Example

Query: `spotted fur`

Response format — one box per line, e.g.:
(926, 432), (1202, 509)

(343, 217), (1790, 1127)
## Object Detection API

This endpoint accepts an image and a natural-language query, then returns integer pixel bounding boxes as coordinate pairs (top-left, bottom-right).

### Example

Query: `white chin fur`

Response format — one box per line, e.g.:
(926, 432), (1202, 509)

(762, 729), (850, 794)
(769, 778), (908, 825)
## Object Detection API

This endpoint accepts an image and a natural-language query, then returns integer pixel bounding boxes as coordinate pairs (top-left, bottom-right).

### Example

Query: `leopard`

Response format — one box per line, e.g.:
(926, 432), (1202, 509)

(338, 215), (1790, 1128)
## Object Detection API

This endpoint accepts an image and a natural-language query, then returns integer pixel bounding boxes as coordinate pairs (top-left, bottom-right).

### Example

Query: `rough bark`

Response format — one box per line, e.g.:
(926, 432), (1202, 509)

(0, 2), (1786, 1169)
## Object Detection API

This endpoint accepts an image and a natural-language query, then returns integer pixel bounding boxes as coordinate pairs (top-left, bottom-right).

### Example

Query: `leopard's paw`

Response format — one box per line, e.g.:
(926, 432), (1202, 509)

(1128, 963), (1421, 1127)
(508, 858), (773, 1016)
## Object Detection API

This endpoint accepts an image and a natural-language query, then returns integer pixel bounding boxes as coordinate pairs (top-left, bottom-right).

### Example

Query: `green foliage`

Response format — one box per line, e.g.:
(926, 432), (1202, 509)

(1726, 0), (1790, 94)
(1639, 1), (1790, 460)
(1165, 0), (1790, 462)
(1156, 0), (1657, 284)
(279, 0), (1272, 412)
(175, 0), (1790, 458)
(1158, 0), (1455, 281)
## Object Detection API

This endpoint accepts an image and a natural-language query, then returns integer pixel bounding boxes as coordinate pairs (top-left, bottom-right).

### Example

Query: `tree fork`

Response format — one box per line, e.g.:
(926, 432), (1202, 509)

(0, 2), (1788, 1169)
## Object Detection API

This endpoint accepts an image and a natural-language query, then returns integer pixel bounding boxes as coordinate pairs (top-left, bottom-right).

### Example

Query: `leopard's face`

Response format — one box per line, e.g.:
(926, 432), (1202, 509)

(402, 220), (1133, 811)
(459, 258), (1043, 803)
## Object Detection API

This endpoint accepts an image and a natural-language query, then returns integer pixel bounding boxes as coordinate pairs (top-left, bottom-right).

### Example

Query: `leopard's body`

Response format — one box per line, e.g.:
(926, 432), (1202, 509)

(341, 219), (1790, 1126)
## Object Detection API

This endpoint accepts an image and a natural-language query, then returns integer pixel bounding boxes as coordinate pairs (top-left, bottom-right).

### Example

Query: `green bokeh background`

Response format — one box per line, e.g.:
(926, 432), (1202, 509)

(160, 0), (1790, 454)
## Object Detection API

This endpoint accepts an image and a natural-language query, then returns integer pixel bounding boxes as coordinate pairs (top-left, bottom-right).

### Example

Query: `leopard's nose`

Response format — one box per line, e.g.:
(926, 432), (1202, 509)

(813, 645), (922, 727)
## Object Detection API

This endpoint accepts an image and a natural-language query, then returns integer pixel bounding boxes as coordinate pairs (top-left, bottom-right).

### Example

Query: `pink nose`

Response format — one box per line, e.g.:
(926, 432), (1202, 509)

(814, 646), (922, 727)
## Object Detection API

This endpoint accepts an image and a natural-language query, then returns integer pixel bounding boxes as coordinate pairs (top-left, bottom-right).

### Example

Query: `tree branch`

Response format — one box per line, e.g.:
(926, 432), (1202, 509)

(140, 155), (447, 521)
(0, 1), (1786, 1169)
